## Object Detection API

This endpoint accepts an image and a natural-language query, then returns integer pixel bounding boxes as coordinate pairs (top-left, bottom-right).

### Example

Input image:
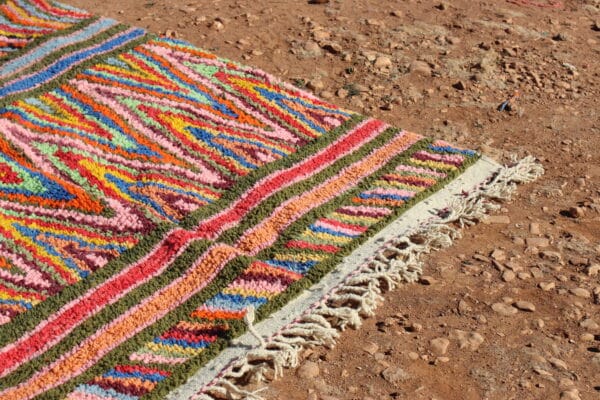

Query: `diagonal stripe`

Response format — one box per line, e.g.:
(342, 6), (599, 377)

(236, 131), (422, 254)
(0, 118), (381, 376)
(0, 243), (239, 400)
(0, 18), (116, 79)
(0, 27), (145, 98)
(194, 118), (388, 239)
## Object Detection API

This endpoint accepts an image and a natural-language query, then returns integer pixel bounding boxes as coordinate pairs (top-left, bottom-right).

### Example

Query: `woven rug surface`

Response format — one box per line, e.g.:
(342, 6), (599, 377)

(0, 2), (542, 399)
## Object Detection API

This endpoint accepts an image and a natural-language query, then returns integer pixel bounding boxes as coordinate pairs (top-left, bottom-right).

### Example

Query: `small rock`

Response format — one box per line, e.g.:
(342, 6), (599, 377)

(502, 270), (516, 282)
(320, 90), (334, 99)
(570, 287), (591, 298)
(514, 301), (536, 312)
(407, 351), (419, 360)
(336, 88), (349, 98)
(529, 222), (541, 235)
(435, 1), (449, 10)
(430, 337), (450, 355)
(409, 60), (432, 76)
(492, 302), (518, 316)
(308, 0), (329, 4)
(560, 388), (581, 400)
(458, 299), (472, 314)
(381, 366), (410, 385)
(209, 20), (224, 31)
(526, 237), (550, 248)
(587, 264), (600, 277)
(363, 342), (380, 355)
(406, 322), (423, 333)
(549, 357), (568, 370)
(552, 33), (568, 41)
(569, 256), (589, 266)
(390, 10), (403, 17)
(580, 333), (595, 341)
(307, 80), (324, 91)
(450, 329), (485, 351)
(452, 80), (467, 91)
(419, 276), (436, 285)
(321, 42), (343, 54)
(565, 207), (584, 218)
(297, 361), (320, 379)
(540, 250), (561, 262)
(580, 318), (599, 330)
(490, 249), (506, 261)
(304, 41), (322, 56)
(374, 56), (393, 69)
(485, 215), (510, 224)
(535, 318), (545, 329)
(539, 281), (556, 291)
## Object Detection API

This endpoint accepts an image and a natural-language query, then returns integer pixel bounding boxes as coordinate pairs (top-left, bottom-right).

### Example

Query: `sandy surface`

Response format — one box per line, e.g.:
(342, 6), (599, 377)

(67, 0), (600, 398)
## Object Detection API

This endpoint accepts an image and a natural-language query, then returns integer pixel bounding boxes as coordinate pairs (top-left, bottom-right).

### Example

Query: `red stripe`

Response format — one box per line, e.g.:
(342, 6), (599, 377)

(318, 218), (368, 232)
(194, 119), (387, 239)
(285, 240), (340, 253)
(0, 228), (195, 377)
(0, 119), (384, 376)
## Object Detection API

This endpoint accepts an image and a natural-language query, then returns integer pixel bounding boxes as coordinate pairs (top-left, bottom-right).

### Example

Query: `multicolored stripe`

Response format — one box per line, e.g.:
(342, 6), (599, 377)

(0, 2), (479, 399)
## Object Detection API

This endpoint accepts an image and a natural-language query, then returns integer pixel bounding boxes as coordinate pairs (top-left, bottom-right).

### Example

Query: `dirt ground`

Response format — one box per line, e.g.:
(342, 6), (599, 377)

(68, 0), (600, 399)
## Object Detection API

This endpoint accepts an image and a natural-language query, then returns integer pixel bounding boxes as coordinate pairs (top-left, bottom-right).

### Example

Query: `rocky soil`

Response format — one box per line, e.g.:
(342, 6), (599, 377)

(70, 0), (600, 398)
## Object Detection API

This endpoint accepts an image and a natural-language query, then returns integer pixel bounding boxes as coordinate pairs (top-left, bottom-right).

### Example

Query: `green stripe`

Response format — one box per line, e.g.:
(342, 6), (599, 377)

(0, 16), (99, 66)
(0, 30), (150, 107)
(0, 115), (363, 349)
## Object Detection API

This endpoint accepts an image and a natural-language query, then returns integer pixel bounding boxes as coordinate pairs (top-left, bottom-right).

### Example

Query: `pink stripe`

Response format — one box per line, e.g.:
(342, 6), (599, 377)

(237, 131), (421, 255)
(7, 245), (236, 398)
(313, 220), (363, 236)
(0, 228), (192, 377)
(395, 164), (447, 177)
(365, 188), (416, 197)
(336, 205), (392, 217)
(194, 119), (388, 239)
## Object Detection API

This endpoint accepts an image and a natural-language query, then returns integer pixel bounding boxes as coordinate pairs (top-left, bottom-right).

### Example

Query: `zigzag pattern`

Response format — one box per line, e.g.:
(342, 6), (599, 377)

(0, 3), (481, 399)
(0, 0), (91, 58)
(0, 36), (353, 323)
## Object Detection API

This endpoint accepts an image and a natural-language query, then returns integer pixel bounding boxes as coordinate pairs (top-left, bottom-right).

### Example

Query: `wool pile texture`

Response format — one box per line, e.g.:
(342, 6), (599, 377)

(0, 1), (483, 399)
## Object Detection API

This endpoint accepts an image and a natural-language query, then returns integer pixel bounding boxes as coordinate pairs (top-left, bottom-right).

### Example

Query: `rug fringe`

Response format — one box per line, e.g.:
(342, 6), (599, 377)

(194, 156), (544, 400)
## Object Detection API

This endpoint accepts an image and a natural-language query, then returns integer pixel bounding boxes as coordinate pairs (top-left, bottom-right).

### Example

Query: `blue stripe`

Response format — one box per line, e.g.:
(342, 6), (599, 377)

(308, 225), (358, 238)
(0, 18), (117, 78)
(103, 370), (167, 382)
(15, 0), (83, 23)
(0, 28), (145, 97)
(265, 259), (317, 274)
(358, 193), (411, 201)
(152, 338), (211, 349)
(205, 293), (268, 310)
(0, 298), (33, 309)
(428, 145), (477, 156)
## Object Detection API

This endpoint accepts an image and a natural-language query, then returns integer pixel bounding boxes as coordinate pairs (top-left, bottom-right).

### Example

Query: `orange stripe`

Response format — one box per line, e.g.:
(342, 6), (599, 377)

(236, 132), (421, 253)
(0, 244), (239, 400)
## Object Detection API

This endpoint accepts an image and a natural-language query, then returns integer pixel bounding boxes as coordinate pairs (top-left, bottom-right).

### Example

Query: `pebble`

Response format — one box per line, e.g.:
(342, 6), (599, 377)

(297, 361), (320, 379)
(529, 222), (541, 234)
(381, 366), (410, 385)
(336, 88), (349, 98)
(408, 351), (419, 360)
(430, 337), (450, 355)
(526, 237), (550, 248)
(539, 281), (556, 291)
(450, 329), (485, 351)
(490, 249), (506, 261)
(560, 388), (581, 400)
(580, 333), (594, 341)
(514, 301), (536, 312)
(540, 250), (562, 262)
(587, 264), (600, 277)
(485, 215), (510, 224)
(580, 318), (599, 330)
(566, 206), (584, 218)
(363, 342), (379, 355)
(492, 302), (518, 316)
(502, 270), (516, 282)
(549, 357), (568, 371)
(419, 276), (436, 285)
(209, 20), (224, 31)
(570, 287), (591, 298)
(409, 60), (432, 76)
(374, 56), (392, 69)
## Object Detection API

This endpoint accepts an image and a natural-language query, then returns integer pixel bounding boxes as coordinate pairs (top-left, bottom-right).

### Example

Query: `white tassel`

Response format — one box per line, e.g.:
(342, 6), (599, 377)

(193, 156), (544, 399)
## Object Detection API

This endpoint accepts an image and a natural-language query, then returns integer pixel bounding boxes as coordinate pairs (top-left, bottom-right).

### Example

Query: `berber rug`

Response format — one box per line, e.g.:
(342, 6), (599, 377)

(0, 1), (543, 399)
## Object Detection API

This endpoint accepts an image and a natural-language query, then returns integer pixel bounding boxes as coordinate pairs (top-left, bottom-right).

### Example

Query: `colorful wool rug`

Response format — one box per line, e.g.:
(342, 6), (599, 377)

(0, 1), (543, 399)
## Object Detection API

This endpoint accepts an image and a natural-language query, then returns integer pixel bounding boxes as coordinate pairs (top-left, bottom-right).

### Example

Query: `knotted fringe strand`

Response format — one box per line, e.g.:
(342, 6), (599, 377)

(197, 156), (544, 400)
